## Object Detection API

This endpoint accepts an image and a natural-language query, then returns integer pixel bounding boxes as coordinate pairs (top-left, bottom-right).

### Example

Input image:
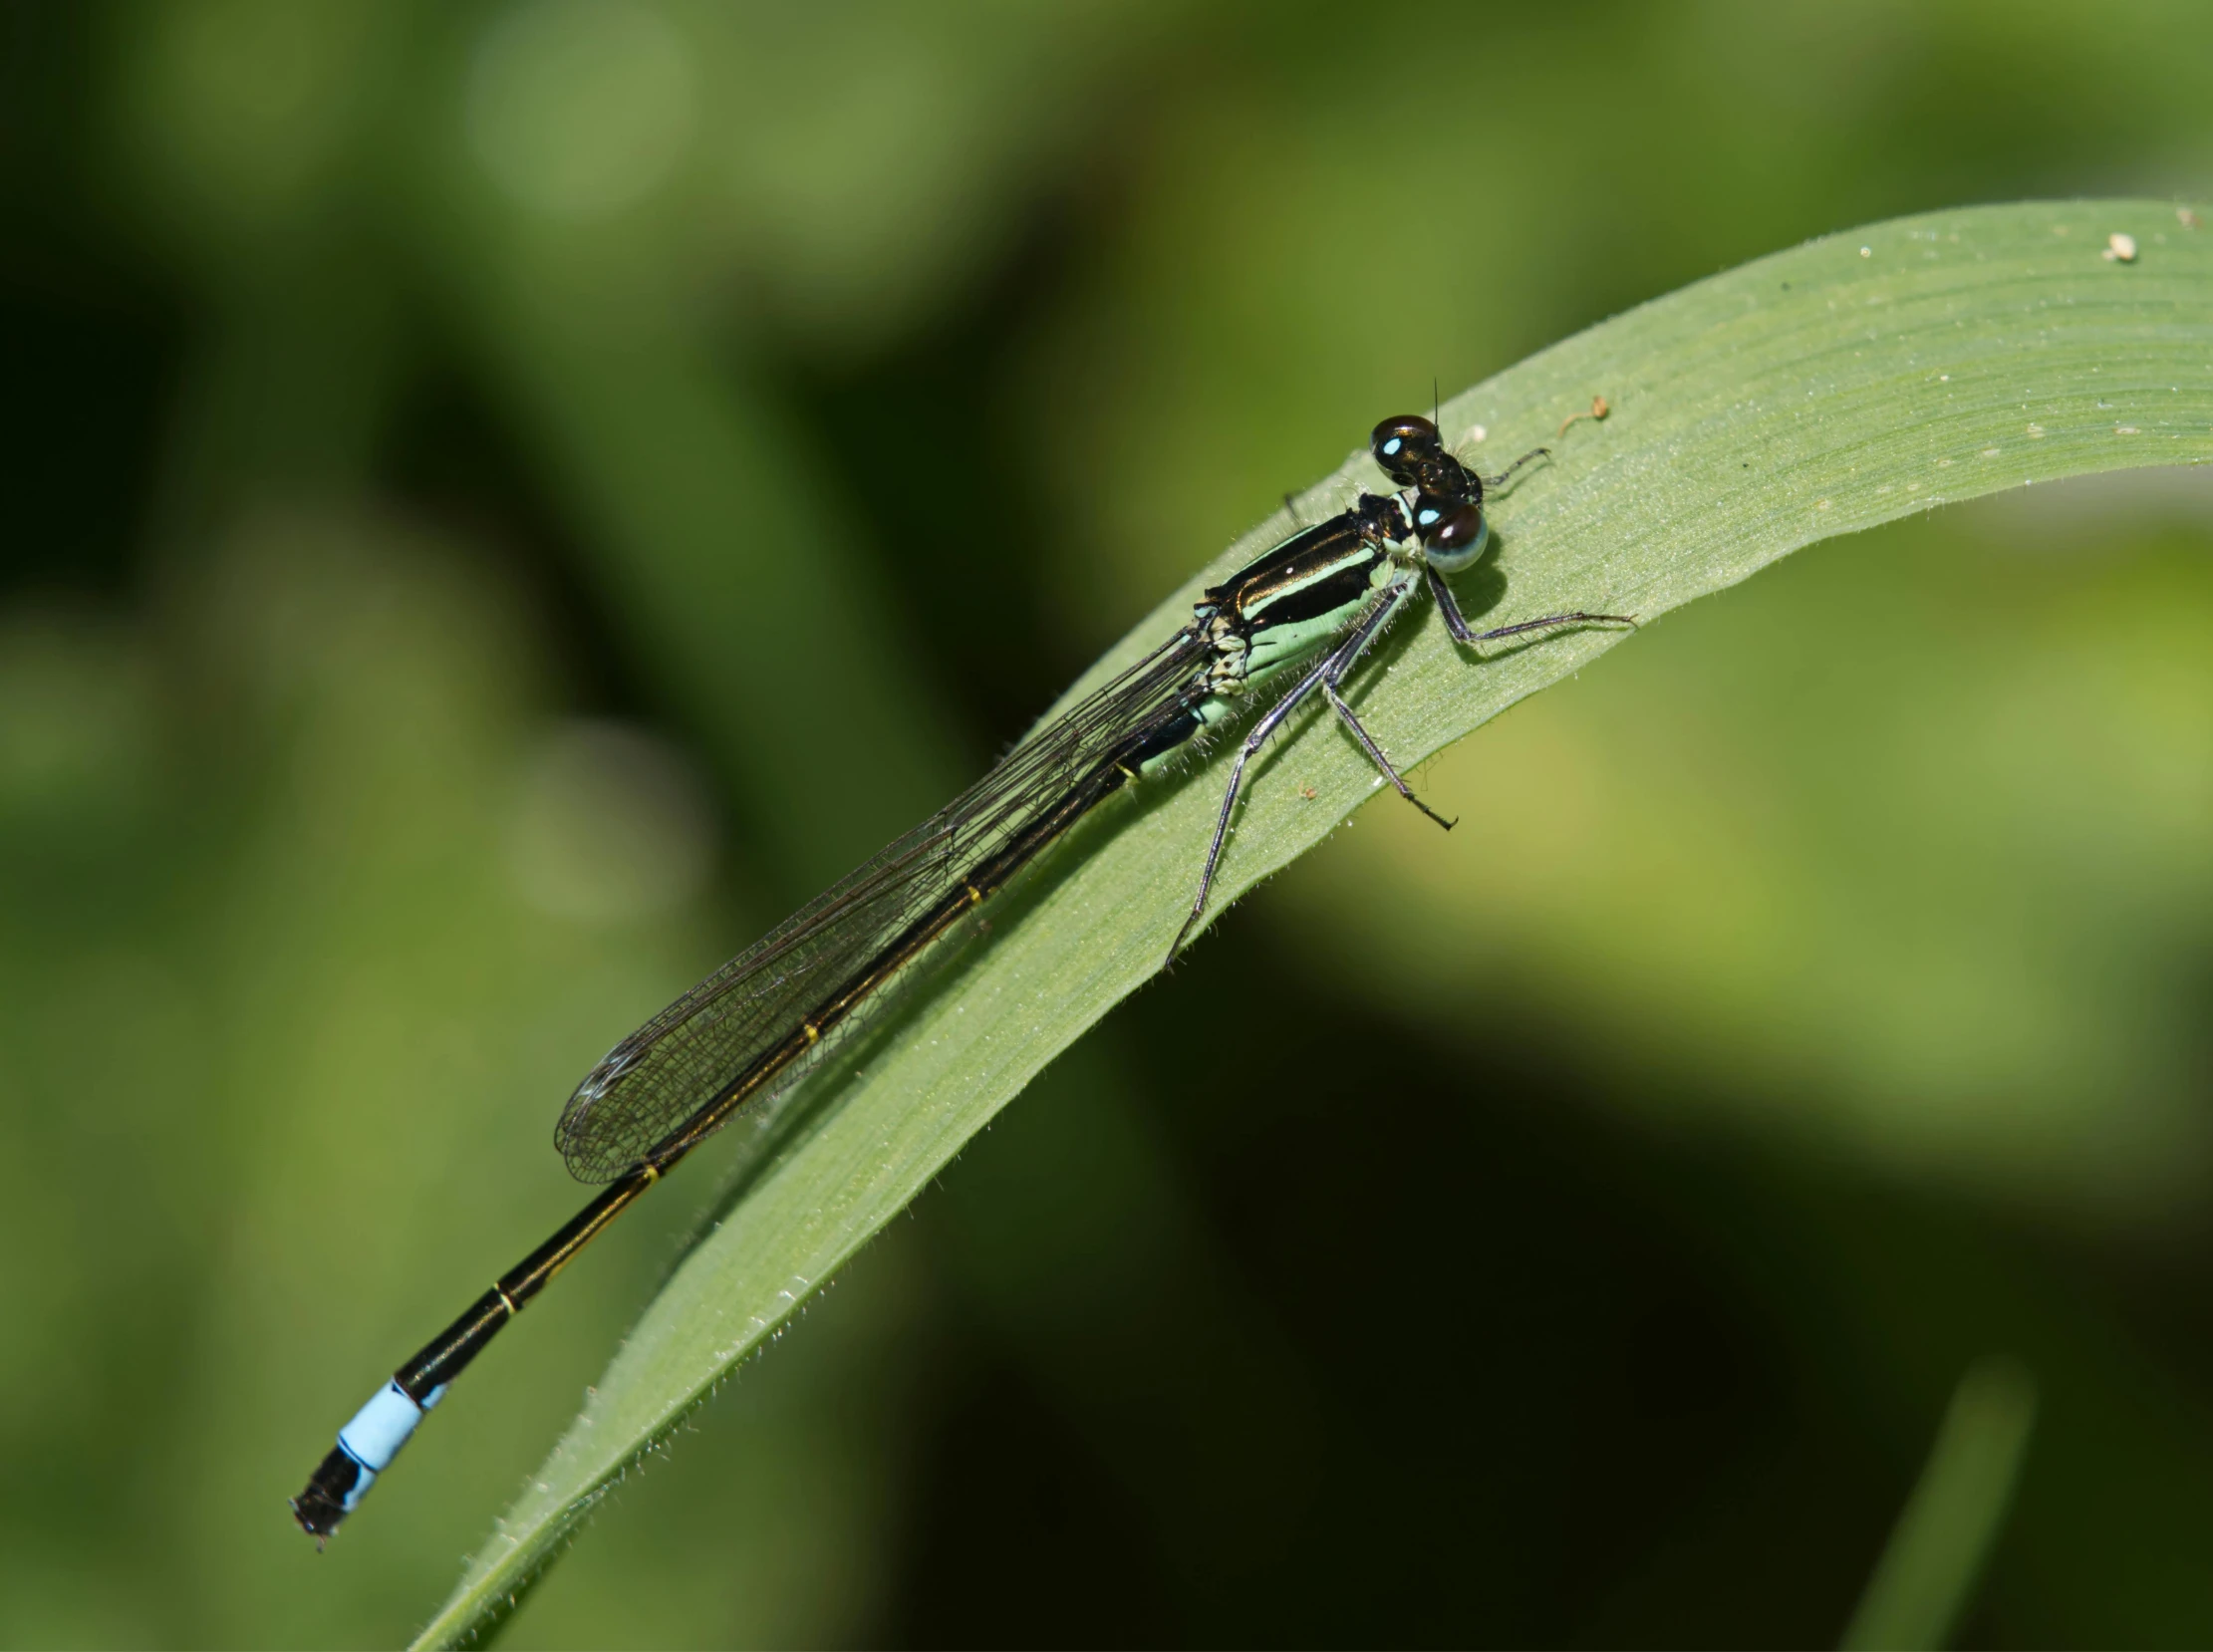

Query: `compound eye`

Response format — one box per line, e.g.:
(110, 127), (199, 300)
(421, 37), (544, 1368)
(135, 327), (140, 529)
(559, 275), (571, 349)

(1422, 500), (1490, 572)
(1370, 413), (1441, 481)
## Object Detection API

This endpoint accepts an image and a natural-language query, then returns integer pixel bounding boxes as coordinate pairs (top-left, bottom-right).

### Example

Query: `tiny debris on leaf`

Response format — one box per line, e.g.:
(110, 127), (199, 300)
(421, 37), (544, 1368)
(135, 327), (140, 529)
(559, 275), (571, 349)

(1556, 395), (1609, 438)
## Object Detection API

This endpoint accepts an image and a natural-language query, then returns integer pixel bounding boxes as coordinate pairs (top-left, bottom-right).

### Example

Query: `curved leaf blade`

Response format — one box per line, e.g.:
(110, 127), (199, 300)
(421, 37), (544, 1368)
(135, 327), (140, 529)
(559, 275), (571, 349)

(416, 199), (2213, 1647)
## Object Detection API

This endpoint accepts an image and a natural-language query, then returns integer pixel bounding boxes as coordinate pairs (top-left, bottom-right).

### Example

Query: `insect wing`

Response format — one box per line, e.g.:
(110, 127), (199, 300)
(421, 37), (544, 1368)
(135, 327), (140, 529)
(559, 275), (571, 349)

(551, 629), (1208, 1183)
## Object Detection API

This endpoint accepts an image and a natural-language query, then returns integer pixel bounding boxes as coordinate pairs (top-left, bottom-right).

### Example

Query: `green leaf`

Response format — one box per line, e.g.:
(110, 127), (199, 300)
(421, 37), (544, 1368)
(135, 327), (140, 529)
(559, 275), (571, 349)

(415, 199), (2213, 1647)
(1841, 1357), (2040, 1651)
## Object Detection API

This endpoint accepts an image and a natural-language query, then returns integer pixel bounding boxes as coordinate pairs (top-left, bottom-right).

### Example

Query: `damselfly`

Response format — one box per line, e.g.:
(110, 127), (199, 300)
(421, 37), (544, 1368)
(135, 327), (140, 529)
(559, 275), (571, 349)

(291, 411), (1629, 1538)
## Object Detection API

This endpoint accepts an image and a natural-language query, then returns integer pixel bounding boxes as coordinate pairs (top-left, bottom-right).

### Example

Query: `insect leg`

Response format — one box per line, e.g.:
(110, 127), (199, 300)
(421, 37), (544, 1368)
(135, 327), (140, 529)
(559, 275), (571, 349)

(1319, 588), (1454, 830)
(1425, 565), (1635, 647)
(1167, 654), (1335, 962)
(1480, 444), (1551, 491)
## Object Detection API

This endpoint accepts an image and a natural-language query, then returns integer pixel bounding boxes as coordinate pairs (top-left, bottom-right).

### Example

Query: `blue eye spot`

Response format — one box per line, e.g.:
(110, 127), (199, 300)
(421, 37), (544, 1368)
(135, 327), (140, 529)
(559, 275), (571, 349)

(1381, 437), (1402, 456)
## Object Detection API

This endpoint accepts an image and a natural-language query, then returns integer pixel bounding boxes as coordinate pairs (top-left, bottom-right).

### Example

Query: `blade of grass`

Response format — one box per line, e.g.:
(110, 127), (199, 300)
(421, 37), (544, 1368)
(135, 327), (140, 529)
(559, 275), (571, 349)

(415, 199), (2213, 1646)
(1842, 1358), (2040, 1650)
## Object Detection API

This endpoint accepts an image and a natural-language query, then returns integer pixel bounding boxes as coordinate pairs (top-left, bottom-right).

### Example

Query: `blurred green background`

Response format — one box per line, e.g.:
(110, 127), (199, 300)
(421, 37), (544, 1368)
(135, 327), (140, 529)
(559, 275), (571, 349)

(4, 1), (2213, 1645)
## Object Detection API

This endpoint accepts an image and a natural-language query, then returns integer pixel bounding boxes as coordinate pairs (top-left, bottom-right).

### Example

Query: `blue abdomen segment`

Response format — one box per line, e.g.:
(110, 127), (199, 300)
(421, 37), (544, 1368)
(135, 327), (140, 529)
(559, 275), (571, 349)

(339, 1378), (440, 1477)
(291, 1378), (447, 1536)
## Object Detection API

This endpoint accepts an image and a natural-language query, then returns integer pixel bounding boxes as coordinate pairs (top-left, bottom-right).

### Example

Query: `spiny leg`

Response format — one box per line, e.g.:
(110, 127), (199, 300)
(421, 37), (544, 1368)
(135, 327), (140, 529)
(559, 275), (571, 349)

(1426, 565), (1635, 648)
(1469, 610), (1637, 642)
(1481, 444), (1552, 493)
(1167, 585), (1421, 961)
(1167, 654), (1336, 962)
(1317, 584), (1456, 827)
(1320, 681), (1455, 831)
